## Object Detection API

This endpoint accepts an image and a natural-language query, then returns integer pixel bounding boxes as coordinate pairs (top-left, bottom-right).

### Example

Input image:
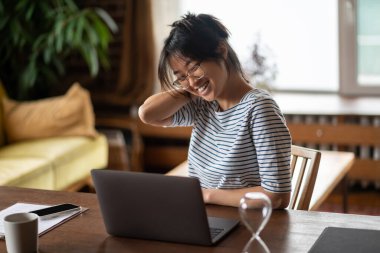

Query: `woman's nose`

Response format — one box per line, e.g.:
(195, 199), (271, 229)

(187, 76), (199, 89)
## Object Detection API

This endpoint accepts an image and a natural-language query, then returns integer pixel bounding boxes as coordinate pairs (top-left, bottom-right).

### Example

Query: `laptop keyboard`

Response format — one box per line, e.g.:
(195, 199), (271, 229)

(210, 227), (224, 239)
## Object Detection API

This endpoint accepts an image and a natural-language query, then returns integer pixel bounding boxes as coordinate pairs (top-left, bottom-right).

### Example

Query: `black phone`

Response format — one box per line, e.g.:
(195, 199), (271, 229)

(29, 203), (81, 219)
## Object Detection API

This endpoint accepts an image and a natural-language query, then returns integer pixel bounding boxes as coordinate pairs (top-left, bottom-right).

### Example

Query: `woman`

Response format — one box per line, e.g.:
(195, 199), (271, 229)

(138, 13), (291, 209)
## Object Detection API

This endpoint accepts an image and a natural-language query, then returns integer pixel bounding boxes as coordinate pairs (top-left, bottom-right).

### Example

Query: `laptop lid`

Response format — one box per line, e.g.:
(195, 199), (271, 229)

(91, 170), (239, 246)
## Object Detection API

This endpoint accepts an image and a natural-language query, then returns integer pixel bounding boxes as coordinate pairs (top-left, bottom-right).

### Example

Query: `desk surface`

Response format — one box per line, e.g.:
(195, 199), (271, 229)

(1, 186), (378, 253)
(168, 150), (355, 211)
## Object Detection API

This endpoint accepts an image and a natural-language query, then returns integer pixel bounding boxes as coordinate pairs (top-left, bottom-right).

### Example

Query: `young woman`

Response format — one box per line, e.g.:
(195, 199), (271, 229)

(138, 13), (291, 209)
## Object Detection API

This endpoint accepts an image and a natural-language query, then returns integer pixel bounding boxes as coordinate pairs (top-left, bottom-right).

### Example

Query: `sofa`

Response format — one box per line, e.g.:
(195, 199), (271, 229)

(0, 83), (108, 191)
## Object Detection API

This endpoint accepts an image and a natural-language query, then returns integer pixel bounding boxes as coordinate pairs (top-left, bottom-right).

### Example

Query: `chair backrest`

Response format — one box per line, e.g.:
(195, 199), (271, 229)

(288, 145), (321, 210)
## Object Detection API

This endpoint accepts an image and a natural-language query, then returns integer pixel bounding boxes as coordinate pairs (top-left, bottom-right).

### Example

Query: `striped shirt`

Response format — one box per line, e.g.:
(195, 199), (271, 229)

(171, 89), (292, 193)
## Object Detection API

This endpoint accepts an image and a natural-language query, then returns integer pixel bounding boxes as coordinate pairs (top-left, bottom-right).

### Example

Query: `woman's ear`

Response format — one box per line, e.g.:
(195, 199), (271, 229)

(217, 42), (228, 60)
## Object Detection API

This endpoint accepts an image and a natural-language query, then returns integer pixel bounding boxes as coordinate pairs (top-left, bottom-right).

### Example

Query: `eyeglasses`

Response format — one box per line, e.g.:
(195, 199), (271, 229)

(172, 63), (205, 90)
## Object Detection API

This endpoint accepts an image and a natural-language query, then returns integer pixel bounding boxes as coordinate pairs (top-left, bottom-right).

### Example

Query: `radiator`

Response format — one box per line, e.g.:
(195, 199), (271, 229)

(285, 114), (380, 189)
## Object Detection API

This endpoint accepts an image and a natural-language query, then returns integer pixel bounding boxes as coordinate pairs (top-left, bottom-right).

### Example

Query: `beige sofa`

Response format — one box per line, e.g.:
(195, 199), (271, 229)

(0, 84), (108, 191)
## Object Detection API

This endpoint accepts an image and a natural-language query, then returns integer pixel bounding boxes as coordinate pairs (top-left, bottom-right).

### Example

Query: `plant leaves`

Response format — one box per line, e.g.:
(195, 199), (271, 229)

(94, 7), (118, 33)
(88, 46), (99, 76)
(90, 14), (111, 49)
(20, 61), (37, 90)
(25, 2), (35, 21)
(74, 15), (85, 45)
(0, 0), (117, 99)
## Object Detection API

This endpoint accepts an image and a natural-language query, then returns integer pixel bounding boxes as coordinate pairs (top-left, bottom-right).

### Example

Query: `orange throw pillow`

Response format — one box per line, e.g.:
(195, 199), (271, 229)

(2, 82), (98, 143)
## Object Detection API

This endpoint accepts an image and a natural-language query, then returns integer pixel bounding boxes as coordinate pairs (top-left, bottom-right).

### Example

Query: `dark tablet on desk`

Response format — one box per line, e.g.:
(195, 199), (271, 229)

(308, 227), (380, 253)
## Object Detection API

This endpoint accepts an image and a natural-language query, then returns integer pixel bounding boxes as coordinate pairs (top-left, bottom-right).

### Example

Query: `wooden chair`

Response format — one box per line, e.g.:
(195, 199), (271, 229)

(288, 145), (321, 210)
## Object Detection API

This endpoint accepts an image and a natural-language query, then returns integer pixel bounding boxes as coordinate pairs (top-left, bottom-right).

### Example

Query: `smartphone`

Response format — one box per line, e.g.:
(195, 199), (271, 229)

(29, 203), (81, 219)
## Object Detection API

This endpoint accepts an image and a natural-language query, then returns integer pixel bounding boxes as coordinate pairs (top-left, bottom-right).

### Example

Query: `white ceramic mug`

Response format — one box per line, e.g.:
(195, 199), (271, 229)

(4, 212), (39, 253)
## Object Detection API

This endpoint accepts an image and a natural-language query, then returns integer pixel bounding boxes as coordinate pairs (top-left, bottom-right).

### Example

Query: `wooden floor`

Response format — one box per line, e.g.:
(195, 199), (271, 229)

(317, 184), (380, 215)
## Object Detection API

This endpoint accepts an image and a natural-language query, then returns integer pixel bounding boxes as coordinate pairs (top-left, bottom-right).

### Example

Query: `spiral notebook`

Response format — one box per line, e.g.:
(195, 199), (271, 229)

(309, 227), (380, 253)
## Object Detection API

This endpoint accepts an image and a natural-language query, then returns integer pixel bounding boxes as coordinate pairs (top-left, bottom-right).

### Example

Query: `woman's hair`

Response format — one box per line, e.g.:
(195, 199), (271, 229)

(158, 13), (246, 91)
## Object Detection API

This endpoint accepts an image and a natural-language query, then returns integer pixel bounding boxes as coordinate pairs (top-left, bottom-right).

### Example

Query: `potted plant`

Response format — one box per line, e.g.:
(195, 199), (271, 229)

(0, 0), (118, 100)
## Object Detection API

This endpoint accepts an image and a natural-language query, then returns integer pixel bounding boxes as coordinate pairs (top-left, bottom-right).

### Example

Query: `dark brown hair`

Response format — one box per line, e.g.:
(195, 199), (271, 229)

(158, 13), (246, 91)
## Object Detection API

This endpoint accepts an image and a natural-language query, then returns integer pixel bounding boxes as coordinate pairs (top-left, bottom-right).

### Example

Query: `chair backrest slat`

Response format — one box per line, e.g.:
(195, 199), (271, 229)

(288, 145), (321, 210)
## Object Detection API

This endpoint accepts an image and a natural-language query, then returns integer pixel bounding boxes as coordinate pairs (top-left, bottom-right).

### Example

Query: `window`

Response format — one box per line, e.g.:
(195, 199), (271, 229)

(340, 0), (380, 95)
(176, 0), (380, 95)
(179, 0), (339, 92)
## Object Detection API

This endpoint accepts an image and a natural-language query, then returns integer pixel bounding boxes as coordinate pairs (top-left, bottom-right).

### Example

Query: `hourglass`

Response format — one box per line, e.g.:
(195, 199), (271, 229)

(239, 192), (272, 253)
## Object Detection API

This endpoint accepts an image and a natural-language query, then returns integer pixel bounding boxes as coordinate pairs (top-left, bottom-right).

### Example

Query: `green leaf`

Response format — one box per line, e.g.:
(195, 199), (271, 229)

(65, 19), (76, 44)
(43, 47), (53, 63)
(54, 19), (65, 38)
(97, 48), (110, 69)
(32, 34), (47, 51)
(25, 3), (35, 21)
(20, 61), (37, 90)
(15, 0), (29, 12)
(64, 0), (79, 12)
(10, 19), (22, 46)
(0, 1), (4, 13)
(47, 33), (54, 48)
(55, 31), (64, 52)
(74, 15), (85, 45)
(85, 22), (100, 46)
(91, 16), (111, 49)
(88, 46), (99, 76)
(80, 45), (99, 76)
(94, 7), (118, 33)
(0, 15), (10, 30)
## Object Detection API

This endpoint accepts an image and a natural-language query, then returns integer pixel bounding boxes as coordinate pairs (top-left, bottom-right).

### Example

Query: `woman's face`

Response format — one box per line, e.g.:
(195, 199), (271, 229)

(169, 55), (229, 101)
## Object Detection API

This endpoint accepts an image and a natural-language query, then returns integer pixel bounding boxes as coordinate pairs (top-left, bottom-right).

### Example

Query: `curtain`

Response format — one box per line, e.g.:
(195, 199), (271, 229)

(116, 0), (155, 106)
(90, 0), (155, 109)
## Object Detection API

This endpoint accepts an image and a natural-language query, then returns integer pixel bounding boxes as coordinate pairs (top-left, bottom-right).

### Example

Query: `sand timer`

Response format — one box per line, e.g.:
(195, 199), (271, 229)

(239, 192), (272, 253)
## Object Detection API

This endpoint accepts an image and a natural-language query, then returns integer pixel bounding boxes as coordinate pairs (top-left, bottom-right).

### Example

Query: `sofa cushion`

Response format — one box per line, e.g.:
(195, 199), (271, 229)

(0, 157), (54, 190)
(0, 135), (108, 190)
(53, 134), (108, 190)
(2, 82), (98, 143)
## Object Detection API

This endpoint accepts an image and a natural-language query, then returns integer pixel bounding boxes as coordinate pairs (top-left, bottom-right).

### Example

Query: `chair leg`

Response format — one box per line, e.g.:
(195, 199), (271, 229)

(342, 175), (349, 213)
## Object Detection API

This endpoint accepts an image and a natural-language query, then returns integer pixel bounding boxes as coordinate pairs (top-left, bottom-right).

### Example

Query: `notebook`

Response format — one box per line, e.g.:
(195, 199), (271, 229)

(91, 169), (239, 246)
(308, 226), (380, 253)
(0, 202), (86, 239)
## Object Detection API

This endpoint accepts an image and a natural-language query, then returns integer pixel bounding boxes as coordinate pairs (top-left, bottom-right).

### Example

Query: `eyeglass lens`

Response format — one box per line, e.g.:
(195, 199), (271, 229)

(175, 64), (204, 89)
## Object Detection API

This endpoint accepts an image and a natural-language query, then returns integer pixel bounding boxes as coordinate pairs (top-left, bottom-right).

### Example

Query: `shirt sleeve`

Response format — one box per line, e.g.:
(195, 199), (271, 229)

(170, 99), (198, 127)
(251, 96), (292, 193)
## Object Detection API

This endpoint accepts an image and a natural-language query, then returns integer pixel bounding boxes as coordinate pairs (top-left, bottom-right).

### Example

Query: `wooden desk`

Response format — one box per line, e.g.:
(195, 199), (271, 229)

(0, 187), (380, 253)
(167, 150), (355, 211)
(2, 186), (377, 253)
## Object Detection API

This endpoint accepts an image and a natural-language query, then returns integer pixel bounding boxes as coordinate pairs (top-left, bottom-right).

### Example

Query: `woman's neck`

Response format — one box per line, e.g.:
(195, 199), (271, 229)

(217, 74), (252, 111)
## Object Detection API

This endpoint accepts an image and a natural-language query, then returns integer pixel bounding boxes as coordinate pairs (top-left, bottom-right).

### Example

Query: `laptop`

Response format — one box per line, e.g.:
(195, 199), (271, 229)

(91, 169), (239, 246)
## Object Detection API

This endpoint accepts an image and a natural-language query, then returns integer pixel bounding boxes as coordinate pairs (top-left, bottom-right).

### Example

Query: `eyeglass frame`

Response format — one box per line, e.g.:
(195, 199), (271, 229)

(172, 62), (205, 90)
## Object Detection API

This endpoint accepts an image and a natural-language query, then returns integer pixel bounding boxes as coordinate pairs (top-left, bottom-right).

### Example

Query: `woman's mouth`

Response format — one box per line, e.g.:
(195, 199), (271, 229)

(196, 81), (209, 95)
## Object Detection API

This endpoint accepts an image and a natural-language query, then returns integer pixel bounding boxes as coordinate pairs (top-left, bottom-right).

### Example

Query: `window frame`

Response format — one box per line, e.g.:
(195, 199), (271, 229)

(339, 0), (380, 96)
